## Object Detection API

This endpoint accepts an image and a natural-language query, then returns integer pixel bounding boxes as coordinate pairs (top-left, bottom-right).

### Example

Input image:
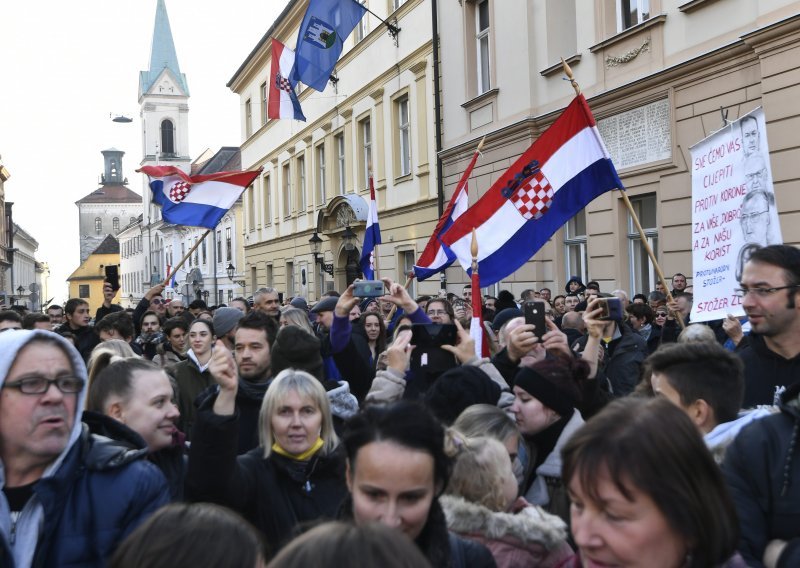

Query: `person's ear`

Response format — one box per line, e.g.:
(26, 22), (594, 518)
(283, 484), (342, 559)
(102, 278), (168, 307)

(689, 399), (713, 431)
(107, 401), (124, 421)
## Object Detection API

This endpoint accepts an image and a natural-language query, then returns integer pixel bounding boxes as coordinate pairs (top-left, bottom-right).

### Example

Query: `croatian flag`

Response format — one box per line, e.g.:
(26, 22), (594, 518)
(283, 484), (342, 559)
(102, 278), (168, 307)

(138, 165), (261, 230)
(413, 149), (480, 280)
(441, 95), (624, 286)
(291, 0), (367, 91)
(360, 177), (382, 279)
(269, 40), (306, 121)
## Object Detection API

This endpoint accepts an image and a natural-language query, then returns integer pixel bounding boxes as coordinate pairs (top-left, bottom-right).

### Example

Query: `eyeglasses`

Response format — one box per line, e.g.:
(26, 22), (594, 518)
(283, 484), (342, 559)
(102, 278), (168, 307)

(3, 376), (85, 395)
(655, 312), (668, 318)
(427, 310), (449, 316)
(151, 299), (164, 305)
(733, 285), (800, 298)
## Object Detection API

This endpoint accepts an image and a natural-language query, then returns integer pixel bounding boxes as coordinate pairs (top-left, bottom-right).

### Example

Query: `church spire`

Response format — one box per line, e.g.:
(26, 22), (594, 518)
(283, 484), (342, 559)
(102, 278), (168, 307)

(139, 0), (189, 98)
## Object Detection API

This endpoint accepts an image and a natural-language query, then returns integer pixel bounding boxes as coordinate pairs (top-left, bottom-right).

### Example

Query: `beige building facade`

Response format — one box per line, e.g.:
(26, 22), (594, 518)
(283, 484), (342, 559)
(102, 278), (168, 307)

(439, 0), (800, 297)
(230, 0), (440, 301)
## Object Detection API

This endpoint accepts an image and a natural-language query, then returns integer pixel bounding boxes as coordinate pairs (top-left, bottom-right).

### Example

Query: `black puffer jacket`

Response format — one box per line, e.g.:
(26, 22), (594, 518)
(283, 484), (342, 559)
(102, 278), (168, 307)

(723, 381), (800, 568)
(737, 333), (800, 407)
(82, 410), (187, 501)
(185, 407), (347, 553)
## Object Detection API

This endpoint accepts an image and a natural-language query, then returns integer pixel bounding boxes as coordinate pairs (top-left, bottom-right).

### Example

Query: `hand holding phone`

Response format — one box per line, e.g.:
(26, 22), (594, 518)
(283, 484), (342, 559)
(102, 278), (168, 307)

(353, 280), (385, 298)
(596, 297), (623, 321)
(523, 301), (547, 340)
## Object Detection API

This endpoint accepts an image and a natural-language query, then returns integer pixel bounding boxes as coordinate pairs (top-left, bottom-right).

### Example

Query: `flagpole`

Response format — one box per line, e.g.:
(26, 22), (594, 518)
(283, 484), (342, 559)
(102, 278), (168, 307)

(161, 229), (211, 288)
(561, 58), (685, 330)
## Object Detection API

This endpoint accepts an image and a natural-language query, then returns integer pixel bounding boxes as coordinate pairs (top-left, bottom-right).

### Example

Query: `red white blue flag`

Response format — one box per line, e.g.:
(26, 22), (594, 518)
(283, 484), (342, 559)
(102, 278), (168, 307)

(413, 149), (480, 280)
(441, 95), (623, 286)
(139, 165), (261, 230)
(360, 177), (382, 279)
(269, 40), (305, 121)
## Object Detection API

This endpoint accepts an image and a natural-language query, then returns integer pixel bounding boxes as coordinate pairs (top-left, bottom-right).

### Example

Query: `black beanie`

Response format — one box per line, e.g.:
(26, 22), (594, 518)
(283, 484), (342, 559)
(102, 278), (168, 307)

(424, 366), (501, 425)
(270, 326), (324, 381)
(514, 366), (577, 417)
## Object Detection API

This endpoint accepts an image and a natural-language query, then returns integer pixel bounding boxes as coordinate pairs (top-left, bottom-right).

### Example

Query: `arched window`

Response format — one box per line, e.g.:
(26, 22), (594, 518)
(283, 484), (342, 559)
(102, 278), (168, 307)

(160, 119), (175, 155)
(95, 217), (102, 234)
(113, 217), (120, 232)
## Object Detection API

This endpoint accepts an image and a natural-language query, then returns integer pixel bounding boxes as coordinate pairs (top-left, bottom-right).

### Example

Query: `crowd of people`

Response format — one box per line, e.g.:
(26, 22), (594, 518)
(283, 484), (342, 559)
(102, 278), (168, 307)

(0, 243), (799, 567)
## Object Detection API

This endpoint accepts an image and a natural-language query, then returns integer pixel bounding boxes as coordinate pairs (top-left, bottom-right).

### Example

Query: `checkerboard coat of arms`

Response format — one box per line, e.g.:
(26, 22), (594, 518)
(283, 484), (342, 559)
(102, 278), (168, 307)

(501, 159), (554, 220)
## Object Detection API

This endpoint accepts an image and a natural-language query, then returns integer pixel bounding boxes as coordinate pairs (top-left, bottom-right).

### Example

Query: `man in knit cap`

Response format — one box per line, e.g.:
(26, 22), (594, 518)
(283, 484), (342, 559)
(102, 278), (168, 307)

(213, 307), (245, 351)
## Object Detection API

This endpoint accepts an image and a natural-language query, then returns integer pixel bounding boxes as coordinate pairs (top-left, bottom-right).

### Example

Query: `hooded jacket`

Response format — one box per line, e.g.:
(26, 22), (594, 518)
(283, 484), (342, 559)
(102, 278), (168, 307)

(573, 323), (647, 397)
(737, 333), (800, 407)
(0, 330), (169, 568)
(440, 495), (572, 568)
(723, 382), (800, 568)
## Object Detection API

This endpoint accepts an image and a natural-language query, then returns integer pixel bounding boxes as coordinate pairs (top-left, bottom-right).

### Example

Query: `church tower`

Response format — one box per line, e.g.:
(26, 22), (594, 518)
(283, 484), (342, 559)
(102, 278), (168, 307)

(139, 0), (191, 221)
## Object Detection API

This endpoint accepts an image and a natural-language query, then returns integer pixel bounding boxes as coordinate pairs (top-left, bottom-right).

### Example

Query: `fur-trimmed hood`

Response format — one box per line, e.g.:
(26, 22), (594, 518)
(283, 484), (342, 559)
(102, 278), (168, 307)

(440, 495), (567, 549)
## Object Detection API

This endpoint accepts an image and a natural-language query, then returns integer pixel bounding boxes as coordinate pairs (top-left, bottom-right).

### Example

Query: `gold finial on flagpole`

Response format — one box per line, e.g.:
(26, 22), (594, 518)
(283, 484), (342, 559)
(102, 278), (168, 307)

(470, 228), (479, 273)
(562, 57), (581, 97)
(476, 135), (486, 154)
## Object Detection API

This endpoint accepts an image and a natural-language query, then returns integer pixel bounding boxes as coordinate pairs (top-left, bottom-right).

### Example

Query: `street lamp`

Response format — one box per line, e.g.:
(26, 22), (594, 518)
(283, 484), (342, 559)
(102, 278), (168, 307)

(309, 232), (334, 276)
(226, 262), (246, 288)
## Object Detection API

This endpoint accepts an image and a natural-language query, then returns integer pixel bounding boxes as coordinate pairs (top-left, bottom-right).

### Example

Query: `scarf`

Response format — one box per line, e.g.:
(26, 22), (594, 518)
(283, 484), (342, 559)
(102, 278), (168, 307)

(271, 437), (324, 461)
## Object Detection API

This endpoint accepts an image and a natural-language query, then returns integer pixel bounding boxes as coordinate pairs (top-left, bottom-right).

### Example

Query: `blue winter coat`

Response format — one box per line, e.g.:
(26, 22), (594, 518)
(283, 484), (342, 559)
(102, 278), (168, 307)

(0, 425), (170, 568)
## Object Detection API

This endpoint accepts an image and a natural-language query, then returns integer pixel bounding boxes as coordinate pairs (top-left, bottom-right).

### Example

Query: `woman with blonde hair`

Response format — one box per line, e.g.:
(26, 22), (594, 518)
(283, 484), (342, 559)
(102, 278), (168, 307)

(441, 433), (572, 568)
(87, 339), (138, 389)
(186, 367), (347, 553)
(279, 307), (315, 335)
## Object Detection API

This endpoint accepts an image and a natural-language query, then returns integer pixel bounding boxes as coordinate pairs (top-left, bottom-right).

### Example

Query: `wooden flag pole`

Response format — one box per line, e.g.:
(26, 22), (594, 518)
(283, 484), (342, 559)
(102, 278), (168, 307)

(384, 274), (415, 323)
(161, 229), (211, 288)
(561, 58), (685, 330)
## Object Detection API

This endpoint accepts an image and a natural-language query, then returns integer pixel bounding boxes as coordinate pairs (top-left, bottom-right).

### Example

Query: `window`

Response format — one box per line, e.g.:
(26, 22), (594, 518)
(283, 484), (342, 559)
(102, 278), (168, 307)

(79, 285), (90, 298)
(245, 99), (253, 138)
(112, 217), (120, 232)
(355, 1), (368, 42)
(228, 289), (234, 303)
(95, 217), (102, 234)
(618, 0), (650, 31)
(193, 237), (199, 266)
(400, 250), (417, 297)
(335, 133), (346, 195)
(627, 194), (658, 294)
(267, 263), (274, 287)
(316, 144), (326, 205)
(263, 174), (272, 225)
(260, 82), (268, 125)
(397, 97), (411, 176)
(225, 227), (232, 261)
(283, 163), (292, 216)
(297, 156), (307, 210)
(564, 210), (588, 286)
(359, 118), (372, 190)
(286, 261), (295, 296)
(181, 242), (186, 265)
(247, 185), (256, 230)
(218, 290), (224, 305)
(476, 0), (491, 94)
(160, 119), (175, 155)
(216, 230), (222, 261)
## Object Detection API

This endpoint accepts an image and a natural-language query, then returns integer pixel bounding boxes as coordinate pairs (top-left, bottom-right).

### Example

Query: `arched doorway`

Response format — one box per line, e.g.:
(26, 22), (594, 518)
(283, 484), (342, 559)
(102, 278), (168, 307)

(336, 246), (362, 291)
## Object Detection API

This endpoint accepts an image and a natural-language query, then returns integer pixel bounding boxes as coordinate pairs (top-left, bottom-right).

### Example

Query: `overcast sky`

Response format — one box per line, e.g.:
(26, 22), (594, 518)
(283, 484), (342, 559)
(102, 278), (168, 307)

(0, 0), (289, 303)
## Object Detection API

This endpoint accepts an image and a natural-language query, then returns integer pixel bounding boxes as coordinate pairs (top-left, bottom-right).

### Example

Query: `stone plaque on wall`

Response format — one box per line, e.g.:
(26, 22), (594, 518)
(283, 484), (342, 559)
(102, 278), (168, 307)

(597, 98), (671, 170)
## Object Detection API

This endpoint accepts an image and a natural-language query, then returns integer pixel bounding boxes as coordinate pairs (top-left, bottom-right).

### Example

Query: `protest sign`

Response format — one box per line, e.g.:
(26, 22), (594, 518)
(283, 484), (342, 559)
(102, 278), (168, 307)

(689, 107), (782, 323)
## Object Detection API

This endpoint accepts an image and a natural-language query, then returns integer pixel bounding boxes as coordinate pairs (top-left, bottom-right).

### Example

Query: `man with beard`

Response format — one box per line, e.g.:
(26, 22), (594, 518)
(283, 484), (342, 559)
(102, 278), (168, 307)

(198, 311), (278, 454)
(736, 245), (800, 406)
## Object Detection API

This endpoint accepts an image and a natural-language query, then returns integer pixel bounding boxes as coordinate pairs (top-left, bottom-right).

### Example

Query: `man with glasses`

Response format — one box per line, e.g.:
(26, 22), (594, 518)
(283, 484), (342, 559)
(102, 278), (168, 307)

(46, 305), (64, 329)
(0, 330), (169, 566)
(131, 284), (167, 336)
(735, 245), (800, 406)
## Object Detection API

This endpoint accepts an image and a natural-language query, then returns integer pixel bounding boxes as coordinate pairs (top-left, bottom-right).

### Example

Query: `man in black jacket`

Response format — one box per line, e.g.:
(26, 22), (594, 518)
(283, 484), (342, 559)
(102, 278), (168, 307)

(55, 298), (100, 362)
(736, 245), (800, 407)
(198, 311), (278, 454)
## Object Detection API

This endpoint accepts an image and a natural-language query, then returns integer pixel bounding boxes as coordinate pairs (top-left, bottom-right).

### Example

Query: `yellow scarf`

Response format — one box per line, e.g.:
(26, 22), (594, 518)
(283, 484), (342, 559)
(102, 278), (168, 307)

(271, 437), (324, 461)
